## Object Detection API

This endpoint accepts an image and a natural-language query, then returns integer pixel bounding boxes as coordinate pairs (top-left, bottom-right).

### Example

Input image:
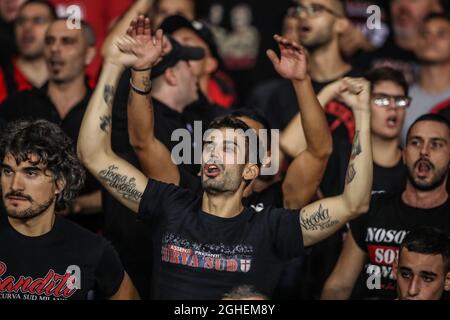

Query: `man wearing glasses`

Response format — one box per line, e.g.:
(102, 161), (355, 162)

(0, 0), (57, 103)
(297, 67), (411, 299)
(322, 113), (450, 300)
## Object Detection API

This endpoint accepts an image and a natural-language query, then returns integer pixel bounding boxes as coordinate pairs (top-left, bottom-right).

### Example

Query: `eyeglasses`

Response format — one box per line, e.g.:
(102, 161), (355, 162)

(371, 94), (412, 108)
(16, 16), (51, 26)
(292, 3), (344, 18)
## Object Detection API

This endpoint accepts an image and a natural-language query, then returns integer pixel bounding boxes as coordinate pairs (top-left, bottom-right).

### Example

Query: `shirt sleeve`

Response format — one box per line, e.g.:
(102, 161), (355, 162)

(94, 240), (125, 298)
(138, 179), (197, 224)
(268, 208), (305, 260)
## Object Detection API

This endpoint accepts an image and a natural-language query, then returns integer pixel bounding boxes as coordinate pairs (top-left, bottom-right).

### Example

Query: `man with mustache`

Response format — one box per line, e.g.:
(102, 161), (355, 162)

(322, 114), (450, 300)
(0, 0), (57, 103)
(77, 18), (374, 299)
(0, 119), (139, 300)
(0, 18), (102, 221)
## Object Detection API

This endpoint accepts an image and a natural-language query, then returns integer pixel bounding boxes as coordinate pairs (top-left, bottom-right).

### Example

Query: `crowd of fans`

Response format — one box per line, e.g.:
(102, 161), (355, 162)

(0, 0), (449, 301)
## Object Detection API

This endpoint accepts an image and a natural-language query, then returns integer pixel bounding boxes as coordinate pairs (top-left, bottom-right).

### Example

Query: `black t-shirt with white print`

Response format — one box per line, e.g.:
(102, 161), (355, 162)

(350, 193), (450, 300)
(0, 216), (124, 300)
(138, 179), (304, 299)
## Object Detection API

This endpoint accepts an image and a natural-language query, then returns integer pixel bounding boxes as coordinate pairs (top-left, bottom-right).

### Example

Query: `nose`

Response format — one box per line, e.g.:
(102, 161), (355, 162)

(407, 276), (421, 298)
(420, 142), (431, 157)
(10, 173), (24, 192)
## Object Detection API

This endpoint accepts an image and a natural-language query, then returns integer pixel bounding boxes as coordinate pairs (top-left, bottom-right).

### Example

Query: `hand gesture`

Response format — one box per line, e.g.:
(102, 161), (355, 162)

(267, 34), (308, 82)
(105, 15), (169, 69)
(337, 77), (371, 112)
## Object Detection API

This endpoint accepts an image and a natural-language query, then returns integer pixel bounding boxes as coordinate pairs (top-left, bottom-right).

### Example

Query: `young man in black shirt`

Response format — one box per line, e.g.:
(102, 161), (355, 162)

(264, 0), (362, 143)
(321, 67), (409, 197)
(0, 18), (101, 219)
(0, 120), (138, 300)
(393, 227), (450, 300)
(322, 114), (450, 300)
(78, 16), (374, 299)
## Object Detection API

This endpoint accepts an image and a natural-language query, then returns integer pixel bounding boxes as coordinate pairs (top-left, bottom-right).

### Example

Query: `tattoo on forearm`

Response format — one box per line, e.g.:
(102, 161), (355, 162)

(142, 76), (151, 92)
(345, 163), (356, 185)
(104, 85), (115, 107)
(99, 115), (112, 133)
(99, 165), (143, 202)
(300, 204), (339, 231)
(350, 130), (362, 160)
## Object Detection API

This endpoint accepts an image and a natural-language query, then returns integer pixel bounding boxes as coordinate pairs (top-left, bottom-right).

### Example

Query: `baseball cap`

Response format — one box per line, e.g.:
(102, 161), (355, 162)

(151, 35), (205, 79)
(160, 15), (220, 60)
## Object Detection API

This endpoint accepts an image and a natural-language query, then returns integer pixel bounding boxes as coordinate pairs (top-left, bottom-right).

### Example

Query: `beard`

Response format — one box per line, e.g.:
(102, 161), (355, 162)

(201, 169), (242, 195)
(6, 194), (55, 221)
(407, 159), (448, 192)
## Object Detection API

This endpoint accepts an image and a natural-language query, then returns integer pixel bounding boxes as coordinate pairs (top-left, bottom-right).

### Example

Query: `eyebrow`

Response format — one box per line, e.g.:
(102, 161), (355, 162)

(419, 271), (438, 277)
(1, 163), (42, 171)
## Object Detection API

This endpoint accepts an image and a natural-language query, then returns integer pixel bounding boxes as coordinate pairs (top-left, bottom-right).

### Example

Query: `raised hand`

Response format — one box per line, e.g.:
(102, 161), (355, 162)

(337, 77), (371, 112)
(125, 15), (170, 69)
(267, 34), (308, 82)
(104, 15), (168, 69)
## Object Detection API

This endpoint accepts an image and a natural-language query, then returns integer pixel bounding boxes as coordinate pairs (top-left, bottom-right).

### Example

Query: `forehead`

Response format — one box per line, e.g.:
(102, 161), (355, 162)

(409, 121), (450, 140)
(400, 249), (445, 273)
(19, 3), (51, 16)
(159, 0), (193, 11)
(2, 153), (44, 168)
(204, 128), (247, 143)
(47, 20), (81, 38)
(372, 80), (405, 95)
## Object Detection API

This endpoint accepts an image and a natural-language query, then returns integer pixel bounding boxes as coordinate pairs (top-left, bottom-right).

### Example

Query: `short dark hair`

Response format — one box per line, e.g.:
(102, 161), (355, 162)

(365, 67), (409, 96)
(19, 0), (58, 20)
(222, 285), (268, 300)
(400, 227), (450, 273)
(406, 113), (450, 141)
(51, 18), (96, 47)
(230, 108), (272, 149)
(0, 120), (85, 211)
(207, 115), (263, 167)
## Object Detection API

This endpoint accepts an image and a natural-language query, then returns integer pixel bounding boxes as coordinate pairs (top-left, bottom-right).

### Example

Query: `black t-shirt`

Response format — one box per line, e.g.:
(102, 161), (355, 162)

(298, 140), (407, 299)
(0, 217), (124, 300)
(263, 68), (364, 142)
(138, 179), (304, 299)
(350, 193), (450, 300)
(321, 140), (407, 197)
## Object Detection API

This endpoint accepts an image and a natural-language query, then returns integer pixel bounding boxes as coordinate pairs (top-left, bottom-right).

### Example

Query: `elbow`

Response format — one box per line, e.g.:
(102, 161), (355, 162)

(347, 201), (370, 218)
(129, 135), (152, 152)
(310, 139), (333, 161)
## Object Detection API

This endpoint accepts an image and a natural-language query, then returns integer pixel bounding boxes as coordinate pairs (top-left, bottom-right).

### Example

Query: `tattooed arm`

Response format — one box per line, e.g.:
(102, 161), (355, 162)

(267, 35), (332, 209)
(78, 24), (166, 213)
(127, 16), (180, 185)
(77, 60), (147, 212)
(300, 78), (372, 247)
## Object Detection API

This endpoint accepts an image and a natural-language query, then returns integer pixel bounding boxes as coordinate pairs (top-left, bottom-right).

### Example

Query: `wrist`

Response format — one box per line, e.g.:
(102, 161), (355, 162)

(103, 59), (126, 72)
(131, 66), (152, 72)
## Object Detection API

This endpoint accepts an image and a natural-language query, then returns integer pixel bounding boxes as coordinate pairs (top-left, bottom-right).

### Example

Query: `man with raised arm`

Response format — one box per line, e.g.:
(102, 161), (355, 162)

(77, 17), (373, 299)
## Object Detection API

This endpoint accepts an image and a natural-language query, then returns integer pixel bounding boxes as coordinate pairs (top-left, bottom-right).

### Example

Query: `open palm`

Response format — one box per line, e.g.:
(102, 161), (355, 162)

(125, 15), (168, 70)
(267, 34), (308, 81)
